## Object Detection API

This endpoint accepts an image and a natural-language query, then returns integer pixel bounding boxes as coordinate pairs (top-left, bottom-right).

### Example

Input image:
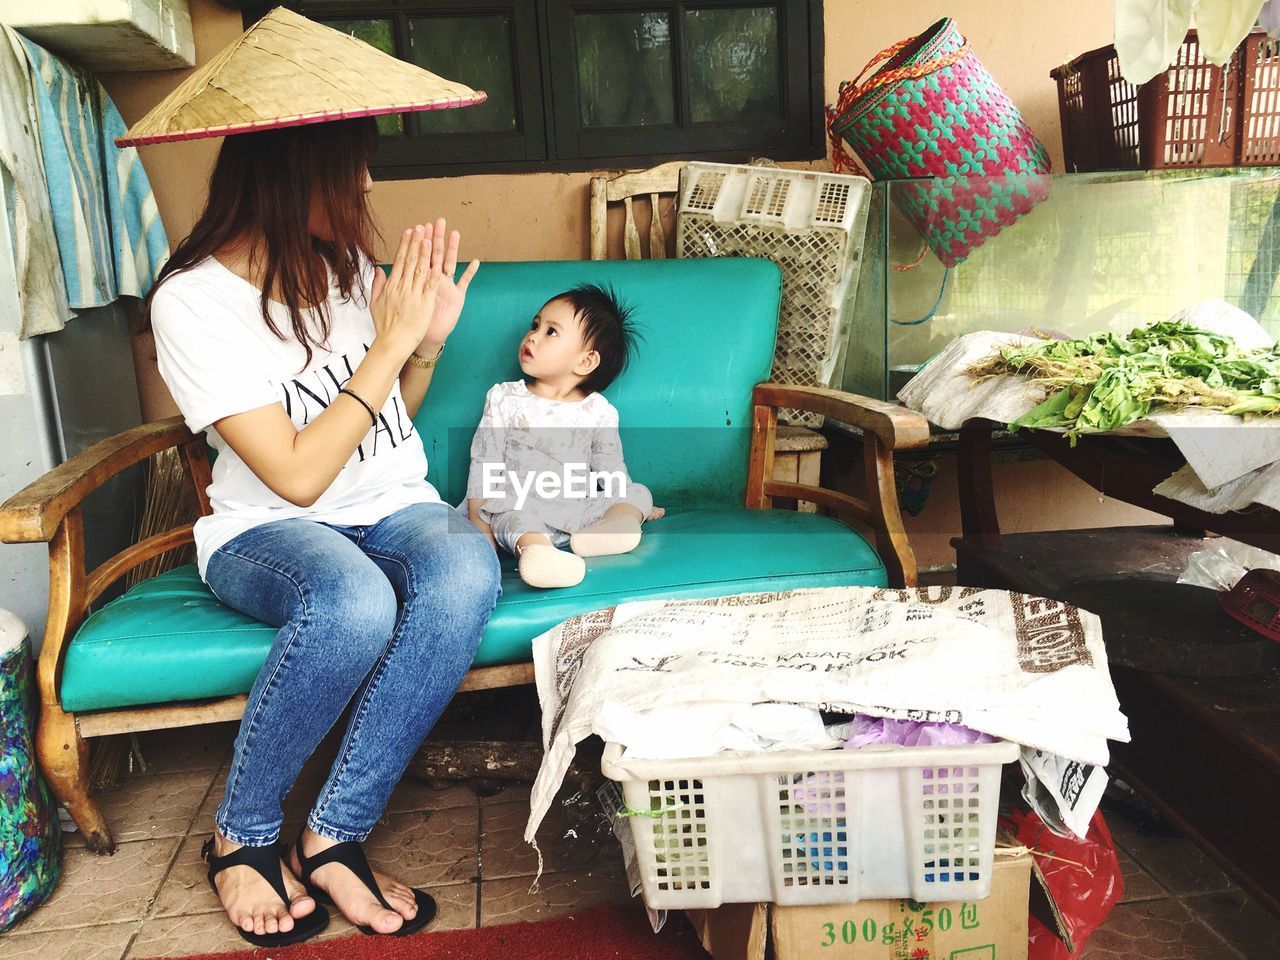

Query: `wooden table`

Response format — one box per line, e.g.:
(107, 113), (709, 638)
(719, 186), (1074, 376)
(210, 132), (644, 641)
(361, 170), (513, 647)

(954, 421), (1280, 917)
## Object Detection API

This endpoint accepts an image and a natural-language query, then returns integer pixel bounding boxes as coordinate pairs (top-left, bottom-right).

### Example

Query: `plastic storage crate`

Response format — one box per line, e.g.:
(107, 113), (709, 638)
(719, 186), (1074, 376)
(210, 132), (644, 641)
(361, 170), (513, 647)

(676, 163), (871, 427)
(1052, 29), (1280, 171)
(601, 738), (1019, 910)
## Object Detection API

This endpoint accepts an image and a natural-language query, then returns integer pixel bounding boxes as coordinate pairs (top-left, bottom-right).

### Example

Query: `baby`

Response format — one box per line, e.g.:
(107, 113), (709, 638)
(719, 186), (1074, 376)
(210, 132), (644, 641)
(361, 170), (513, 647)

(466, 284), (662, 588)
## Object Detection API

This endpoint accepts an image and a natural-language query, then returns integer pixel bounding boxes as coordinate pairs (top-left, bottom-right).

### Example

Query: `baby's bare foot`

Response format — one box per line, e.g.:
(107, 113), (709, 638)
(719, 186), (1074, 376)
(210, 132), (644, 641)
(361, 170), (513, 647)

(570, 515), (642, 557)
(518, 543), (585, 588)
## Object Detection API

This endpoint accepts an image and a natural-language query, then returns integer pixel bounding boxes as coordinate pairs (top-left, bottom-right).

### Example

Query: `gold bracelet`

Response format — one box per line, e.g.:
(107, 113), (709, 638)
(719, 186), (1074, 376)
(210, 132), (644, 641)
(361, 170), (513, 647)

(408, 342), (445, 370)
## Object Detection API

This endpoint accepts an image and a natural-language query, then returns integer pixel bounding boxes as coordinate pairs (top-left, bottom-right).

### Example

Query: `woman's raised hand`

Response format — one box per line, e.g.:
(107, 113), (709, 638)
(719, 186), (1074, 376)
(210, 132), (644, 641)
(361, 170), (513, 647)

(369, 224), (440, 359)
(370, 219), (479, 361)
(421, 217), (480, 349)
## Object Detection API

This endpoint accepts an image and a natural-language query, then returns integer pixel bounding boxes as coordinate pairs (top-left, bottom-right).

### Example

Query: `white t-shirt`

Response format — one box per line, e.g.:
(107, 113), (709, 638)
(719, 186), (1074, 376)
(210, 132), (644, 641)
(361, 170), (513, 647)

(151, 256), (442, 578)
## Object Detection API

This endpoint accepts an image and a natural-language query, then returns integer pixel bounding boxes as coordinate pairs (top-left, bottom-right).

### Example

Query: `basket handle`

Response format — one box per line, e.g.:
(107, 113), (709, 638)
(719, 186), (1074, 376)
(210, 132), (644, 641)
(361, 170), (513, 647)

(826, 32), (972, 175)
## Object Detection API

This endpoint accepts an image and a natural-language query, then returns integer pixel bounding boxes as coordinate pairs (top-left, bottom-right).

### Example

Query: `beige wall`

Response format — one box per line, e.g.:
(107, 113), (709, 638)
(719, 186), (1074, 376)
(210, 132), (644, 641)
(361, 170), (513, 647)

(103, 0), (1157, 562)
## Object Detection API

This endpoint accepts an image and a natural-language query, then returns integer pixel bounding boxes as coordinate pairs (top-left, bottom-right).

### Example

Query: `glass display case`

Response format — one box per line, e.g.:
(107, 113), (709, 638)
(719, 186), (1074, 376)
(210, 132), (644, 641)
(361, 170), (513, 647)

(838, 168), (1280, 400)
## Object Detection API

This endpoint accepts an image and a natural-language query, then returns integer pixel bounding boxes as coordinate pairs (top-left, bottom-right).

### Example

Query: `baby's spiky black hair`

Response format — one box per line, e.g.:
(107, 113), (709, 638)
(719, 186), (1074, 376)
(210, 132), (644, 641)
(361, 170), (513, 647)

(550, 283), (640, 394)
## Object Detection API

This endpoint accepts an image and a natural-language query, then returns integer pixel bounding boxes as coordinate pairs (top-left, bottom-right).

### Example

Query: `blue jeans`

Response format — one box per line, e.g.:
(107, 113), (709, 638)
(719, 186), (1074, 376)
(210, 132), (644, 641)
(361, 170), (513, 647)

(204, 502), (501, 847)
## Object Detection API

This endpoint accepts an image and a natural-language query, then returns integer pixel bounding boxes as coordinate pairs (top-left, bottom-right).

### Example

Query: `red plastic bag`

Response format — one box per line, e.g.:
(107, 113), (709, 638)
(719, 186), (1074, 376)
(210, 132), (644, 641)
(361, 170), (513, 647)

(1000, 808), (1124, 959)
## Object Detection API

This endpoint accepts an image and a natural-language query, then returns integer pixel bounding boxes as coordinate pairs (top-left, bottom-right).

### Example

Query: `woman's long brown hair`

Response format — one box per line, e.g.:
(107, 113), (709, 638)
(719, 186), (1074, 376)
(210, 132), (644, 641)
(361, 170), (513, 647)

(143, 118), (380, 371)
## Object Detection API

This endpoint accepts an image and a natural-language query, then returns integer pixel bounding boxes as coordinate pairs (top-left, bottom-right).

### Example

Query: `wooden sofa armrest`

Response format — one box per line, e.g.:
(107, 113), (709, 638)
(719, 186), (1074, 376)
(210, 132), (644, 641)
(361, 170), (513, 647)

(0, 416), (198, 544)
(4, 416), (210, 726)
(747, 384), (928, 588)
(752, 383), (930, 450)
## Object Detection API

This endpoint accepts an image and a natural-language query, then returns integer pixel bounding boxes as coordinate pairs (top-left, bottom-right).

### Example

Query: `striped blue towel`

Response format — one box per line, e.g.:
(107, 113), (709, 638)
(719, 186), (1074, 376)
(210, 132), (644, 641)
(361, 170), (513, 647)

(98, 95), (168, 300)
(17, 37), (168, 309)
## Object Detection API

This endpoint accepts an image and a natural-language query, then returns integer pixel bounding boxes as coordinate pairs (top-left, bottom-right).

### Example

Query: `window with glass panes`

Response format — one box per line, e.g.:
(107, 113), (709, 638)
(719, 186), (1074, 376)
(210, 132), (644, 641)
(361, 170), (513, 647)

(257, 1), (823, 178)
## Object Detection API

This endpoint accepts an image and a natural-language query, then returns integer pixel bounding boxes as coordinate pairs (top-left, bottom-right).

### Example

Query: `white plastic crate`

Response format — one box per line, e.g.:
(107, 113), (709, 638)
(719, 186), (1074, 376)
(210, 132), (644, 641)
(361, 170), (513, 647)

(675, 163), (872, 427)
(601, 738), (1019, 910)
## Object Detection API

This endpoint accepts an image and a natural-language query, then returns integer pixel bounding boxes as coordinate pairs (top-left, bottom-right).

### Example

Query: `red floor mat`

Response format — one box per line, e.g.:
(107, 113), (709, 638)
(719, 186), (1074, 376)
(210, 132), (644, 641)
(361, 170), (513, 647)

(161, 903), (711, 960)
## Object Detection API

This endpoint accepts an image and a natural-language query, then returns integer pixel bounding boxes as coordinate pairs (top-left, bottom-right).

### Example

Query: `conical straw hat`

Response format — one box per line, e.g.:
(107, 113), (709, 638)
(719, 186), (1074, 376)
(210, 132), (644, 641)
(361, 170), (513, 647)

(116, 7), (486, 146)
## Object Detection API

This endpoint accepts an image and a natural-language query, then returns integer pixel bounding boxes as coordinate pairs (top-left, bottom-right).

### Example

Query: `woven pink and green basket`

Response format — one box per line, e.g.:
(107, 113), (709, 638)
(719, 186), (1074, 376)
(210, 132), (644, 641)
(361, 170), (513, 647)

(827, 18), (1051, 268)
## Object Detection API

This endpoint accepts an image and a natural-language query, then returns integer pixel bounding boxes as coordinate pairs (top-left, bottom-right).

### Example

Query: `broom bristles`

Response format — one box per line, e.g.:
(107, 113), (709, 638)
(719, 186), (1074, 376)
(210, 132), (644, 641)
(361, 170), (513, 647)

(96, 448), (203, 788)
(127, 447), (200, 586)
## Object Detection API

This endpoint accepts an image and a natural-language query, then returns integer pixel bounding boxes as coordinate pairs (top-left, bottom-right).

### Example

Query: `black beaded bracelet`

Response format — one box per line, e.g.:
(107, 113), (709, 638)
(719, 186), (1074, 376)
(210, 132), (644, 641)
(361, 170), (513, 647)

(338, 387), (378, 427)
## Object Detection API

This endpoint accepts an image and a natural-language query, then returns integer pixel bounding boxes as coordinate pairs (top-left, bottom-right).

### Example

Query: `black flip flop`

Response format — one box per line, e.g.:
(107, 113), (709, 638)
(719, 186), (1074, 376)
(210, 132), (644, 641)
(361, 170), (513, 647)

(293, 836), (437, 937)
(201, 838), (329, 948)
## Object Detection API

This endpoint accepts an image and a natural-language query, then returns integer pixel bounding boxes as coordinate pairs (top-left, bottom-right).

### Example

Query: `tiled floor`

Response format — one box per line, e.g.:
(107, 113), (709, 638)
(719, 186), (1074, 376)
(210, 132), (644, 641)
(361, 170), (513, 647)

(1077, 793), (1280, 960)
(0, 723), (631, 959)
(1, 723), (1276, 959)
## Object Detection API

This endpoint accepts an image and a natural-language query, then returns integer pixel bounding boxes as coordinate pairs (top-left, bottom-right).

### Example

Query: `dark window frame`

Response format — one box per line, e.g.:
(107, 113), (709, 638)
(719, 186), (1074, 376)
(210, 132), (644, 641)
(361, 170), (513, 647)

(251, 0), (825, 179)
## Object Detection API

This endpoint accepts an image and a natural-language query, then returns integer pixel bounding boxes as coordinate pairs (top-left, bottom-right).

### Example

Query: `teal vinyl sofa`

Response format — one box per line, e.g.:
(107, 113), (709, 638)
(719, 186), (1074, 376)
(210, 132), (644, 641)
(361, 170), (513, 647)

(0, 258), (928, 853)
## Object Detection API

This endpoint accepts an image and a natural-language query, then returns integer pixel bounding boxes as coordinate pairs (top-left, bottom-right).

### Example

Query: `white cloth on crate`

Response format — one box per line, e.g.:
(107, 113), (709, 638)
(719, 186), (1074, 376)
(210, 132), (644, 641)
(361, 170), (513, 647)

(150, 257), (443, 578)
(527, 586), (1130, 846)
(1115, 0), (1198, 84)
(466, 379), (651, 545)
(0, 27), (69, 340)
(1195, 0), (1267, 63)
(488, 482), (652, 555)
(1115, 0), (1266, 83)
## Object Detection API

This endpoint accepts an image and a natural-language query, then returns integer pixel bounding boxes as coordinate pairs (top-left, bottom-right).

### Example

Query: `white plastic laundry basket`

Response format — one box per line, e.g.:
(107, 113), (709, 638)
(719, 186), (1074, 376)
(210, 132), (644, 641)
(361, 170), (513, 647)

(601, 738), (1019, 910)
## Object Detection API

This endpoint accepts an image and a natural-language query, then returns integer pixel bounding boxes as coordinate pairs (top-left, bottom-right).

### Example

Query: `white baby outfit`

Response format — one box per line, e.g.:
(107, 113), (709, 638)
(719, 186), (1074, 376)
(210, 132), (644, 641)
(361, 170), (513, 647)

(466, 380), (652, 555)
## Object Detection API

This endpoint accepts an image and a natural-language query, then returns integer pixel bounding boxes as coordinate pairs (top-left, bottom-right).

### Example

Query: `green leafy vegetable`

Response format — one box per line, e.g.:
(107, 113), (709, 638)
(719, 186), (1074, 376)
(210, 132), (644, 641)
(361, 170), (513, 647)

(970, 321), (1280, 441)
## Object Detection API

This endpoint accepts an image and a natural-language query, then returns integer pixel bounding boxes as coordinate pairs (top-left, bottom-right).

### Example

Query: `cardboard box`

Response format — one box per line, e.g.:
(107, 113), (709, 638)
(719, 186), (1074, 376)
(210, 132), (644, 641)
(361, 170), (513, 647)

(688, 851), (1032, 960)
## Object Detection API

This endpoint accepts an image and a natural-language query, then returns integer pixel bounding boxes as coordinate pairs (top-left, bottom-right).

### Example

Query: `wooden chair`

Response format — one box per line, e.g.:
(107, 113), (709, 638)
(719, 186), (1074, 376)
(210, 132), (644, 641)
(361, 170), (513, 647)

(589, 160), (682, 261)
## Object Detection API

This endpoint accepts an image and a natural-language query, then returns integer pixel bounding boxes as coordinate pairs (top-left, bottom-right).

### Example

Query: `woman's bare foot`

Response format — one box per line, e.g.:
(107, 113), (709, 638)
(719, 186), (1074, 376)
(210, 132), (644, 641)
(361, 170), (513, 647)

(209, 832), (316, 938)
(291, 828), (419, 935)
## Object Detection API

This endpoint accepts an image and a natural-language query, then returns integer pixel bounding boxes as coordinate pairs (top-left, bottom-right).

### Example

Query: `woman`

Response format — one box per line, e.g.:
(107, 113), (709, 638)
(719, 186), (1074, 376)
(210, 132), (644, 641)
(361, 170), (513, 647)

(146, 116), (499, 946)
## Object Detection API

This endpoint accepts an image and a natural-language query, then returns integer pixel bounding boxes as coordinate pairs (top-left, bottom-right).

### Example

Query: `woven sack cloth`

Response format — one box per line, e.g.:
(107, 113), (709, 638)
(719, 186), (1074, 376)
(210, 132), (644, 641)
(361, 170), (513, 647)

(827, 18), (1051, 267)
